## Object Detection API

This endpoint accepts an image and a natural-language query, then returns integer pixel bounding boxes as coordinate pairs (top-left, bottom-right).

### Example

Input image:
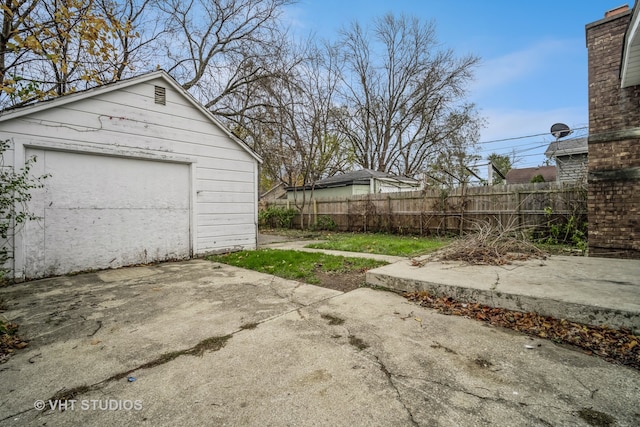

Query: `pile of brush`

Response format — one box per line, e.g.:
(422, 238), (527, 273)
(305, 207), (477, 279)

(414, 221), (547, 266)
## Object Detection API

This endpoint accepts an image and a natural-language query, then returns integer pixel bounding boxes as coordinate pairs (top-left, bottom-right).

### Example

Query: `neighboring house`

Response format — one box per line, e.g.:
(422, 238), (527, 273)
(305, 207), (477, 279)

(505, 166), (557, 184)
(544, 137), (588, 184)
(0, 70), (261, 280)
(260, 182), (287, 201)
(286, 169), (421, 201)
(586, 4), (640, 259)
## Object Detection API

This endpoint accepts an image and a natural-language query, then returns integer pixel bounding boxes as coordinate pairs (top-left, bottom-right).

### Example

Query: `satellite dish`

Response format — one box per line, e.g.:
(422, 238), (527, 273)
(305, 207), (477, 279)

(550, 123), (572, 139)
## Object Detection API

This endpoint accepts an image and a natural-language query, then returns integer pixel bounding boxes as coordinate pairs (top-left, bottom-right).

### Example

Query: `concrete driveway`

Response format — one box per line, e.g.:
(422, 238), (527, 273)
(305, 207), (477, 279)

(1, 259), (639, 426)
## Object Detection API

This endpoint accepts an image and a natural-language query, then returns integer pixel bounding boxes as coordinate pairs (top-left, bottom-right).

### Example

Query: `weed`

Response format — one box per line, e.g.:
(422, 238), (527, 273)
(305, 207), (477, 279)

(240, 322), (258, 330)
(51, 384), (93, 402)
(533, 206), (588, 252)
(349, 335), (369, 350)
(321, 314), (345, 325)
(577, 408), (615, 427)
(188, 335), (230, 357)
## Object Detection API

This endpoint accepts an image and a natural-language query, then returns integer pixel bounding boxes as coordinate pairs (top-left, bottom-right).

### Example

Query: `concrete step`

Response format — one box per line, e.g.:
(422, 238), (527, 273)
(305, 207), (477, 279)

(366, 256), (640, 332)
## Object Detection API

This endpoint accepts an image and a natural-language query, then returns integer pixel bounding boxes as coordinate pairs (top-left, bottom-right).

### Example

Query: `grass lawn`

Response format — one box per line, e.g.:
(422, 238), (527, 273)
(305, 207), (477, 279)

(207, 249), (387, 285)
(305, 233), (450, 257)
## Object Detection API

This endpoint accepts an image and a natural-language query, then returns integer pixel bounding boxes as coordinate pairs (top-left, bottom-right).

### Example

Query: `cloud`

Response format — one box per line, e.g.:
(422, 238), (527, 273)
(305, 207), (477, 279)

(280, 4), (309, 33)
(470, 39), (576, 96)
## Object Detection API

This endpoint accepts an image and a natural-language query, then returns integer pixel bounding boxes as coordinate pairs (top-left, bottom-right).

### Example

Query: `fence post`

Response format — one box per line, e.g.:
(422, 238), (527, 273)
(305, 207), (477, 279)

(387, 195), (392, 232)
(516, 191), (522, 229)
(313, 199), (318, 226)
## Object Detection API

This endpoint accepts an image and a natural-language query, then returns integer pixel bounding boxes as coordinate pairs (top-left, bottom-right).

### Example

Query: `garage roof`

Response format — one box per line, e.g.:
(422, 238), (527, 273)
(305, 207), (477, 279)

(0, 70), (262, 163)
(287, 169), (420, 191)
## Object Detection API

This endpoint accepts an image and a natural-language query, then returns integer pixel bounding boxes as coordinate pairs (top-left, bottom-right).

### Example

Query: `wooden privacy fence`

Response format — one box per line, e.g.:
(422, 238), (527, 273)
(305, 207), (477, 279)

(262, 182), (587, 235)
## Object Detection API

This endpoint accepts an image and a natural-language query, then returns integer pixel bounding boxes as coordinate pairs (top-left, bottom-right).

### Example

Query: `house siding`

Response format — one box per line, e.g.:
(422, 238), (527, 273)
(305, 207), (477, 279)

(586, 10), (640, 258)
(287, 185), (370, 201)
(556, 154), (588, 183)
(0, 74), (259, 278)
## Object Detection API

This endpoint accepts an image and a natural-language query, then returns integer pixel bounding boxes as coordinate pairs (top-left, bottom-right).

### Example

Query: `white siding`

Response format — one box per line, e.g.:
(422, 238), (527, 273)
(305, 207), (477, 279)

(0, 74), (259, 278)
(557, 154), (588, 184)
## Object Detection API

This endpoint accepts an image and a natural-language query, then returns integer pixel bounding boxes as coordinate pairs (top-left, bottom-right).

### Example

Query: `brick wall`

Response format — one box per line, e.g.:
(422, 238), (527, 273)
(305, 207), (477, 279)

(586, 9), (640, 258)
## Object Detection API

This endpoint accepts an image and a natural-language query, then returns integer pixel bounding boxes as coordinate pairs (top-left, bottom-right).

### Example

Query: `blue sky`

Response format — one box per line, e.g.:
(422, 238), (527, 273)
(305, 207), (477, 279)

(283, 0), (633, 169)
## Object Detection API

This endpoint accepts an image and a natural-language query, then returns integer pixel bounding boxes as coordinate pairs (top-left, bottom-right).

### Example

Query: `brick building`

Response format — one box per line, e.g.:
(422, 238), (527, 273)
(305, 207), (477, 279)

(585, 4), (640, 258)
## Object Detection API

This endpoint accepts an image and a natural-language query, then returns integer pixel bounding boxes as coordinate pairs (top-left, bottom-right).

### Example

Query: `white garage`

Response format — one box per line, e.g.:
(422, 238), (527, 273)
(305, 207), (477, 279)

(0, 71), (261, 280)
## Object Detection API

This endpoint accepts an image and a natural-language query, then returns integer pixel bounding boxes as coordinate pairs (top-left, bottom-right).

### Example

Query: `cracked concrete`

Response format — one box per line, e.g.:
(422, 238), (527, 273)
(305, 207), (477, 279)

(367, 255), (640, 330)
(1, 259), (639, 426)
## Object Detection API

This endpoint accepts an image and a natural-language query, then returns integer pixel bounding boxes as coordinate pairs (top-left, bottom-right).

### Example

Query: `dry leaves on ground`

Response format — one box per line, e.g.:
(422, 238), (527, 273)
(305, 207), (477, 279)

(405, 291), (640, 370)
(0, 321), (28, 363)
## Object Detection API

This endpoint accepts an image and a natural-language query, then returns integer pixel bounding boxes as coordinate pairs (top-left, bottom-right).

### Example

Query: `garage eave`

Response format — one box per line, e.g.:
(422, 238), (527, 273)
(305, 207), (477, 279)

(621, 4), (640, 88)
(0, 70), (263, 164)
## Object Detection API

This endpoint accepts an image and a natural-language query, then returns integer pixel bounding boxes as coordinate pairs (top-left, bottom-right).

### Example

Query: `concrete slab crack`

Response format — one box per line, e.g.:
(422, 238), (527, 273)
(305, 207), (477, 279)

(392, 372), (567, 415)
(490, 273), (500, 306)
(491, 273), (500, 291)
(0, 335), (232, 422)
(88, 320), (102, 337)
(370, 354), (419, 426)
(576, 378), (599, 399)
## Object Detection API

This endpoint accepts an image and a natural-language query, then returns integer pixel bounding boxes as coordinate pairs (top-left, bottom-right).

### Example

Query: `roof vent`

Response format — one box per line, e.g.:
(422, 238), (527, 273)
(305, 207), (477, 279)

(154, 86), (166, 105)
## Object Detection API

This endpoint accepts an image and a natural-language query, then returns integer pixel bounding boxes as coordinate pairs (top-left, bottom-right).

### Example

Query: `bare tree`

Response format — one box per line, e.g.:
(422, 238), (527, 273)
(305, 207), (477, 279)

(337, 13), (482, 177)
(1, 0), (125, 107)
(152, 0), (294, 117)
(95, 0), (162, 80)
(235, 39), (350, 226)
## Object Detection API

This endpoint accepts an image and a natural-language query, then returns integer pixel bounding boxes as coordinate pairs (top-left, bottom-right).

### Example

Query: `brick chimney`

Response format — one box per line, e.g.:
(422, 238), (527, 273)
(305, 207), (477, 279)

(586, 4), (640, 259)
(605, 4), (629, 18)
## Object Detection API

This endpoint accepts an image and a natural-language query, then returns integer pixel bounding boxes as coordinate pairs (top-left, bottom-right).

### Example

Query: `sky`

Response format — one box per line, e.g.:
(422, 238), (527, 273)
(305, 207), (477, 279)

(283, 0), (634, 171)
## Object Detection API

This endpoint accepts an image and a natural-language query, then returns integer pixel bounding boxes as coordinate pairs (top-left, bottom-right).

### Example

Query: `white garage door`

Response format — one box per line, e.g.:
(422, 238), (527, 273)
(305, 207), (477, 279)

(23, 149), (190, 278)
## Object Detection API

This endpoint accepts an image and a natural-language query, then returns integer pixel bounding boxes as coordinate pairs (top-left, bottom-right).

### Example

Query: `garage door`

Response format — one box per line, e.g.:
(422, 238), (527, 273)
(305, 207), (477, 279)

(23, 149), (190, 278)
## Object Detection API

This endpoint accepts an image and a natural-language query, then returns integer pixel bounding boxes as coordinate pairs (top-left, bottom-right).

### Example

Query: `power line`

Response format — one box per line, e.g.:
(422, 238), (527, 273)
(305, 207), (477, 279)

(475, 140), (549, 155)
(478, 126), (588, 145)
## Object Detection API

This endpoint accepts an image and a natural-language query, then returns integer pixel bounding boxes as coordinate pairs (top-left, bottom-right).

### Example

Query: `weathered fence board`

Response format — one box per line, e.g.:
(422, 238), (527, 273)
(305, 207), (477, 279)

(263, 182), (587, 235)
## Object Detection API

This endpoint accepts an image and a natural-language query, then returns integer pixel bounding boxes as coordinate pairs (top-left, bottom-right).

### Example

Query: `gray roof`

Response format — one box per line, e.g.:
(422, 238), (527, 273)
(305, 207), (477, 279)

(287, 169), (419, 191)
(545, 137), (588, 158)
(505, 166), (557, 184)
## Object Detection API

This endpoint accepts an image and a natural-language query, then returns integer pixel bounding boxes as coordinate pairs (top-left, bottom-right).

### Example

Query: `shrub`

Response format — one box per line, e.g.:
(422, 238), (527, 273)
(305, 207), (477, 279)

(533, 206), (588, 252)
(1, 139), (49, 280)
(312, 215), (337, 231)
(258, 207), (298, 229)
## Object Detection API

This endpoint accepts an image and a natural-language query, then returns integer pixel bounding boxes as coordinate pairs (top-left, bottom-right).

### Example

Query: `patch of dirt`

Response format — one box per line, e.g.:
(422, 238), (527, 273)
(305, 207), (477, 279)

(313, 270), (365, 292)
(406, 291), (640, 370)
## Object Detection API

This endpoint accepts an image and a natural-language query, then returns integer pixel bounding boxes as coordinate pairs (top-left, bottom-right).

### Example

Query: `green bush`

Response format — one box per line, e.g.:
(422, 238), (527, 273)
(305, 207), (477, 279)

(533, 206), (588, 252)
(259, 207), (298, 229)
(530, 174), (545, 183)
(312, 215), (337, 231)
(1, 139), (49, 280)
